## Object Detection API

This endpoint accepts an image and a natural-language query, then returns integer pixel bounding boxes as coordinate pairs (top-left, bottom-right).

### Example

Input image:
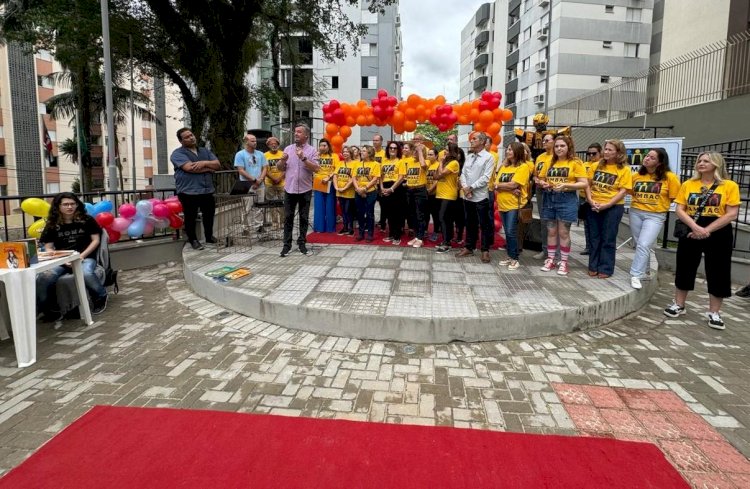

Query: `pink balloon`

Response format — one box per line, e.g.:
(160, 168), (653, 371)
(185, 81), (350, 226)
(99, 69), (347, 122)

(143, 220), (155, 236)
(119, 203), (136, 219)
(111, 217), (132, 232)
(149, 198), (162, 206)
(152, 203), (170, 218)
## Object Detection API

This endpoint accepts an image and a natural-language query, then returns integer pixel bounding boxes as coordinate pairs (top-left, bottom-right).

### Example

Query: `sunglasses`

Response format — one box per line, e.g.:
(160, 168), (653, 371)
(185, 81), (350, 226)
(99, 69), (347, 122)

(586, 152), (599, 156)
(388, 146), (399, 150)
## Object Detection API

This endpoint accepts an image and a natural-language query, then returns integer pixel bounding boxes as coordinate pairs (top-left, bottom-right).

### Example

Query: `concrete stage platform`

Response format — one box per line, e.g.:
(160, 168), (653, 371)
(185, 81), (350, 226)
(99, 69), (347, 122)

(182, 227), (658, 344)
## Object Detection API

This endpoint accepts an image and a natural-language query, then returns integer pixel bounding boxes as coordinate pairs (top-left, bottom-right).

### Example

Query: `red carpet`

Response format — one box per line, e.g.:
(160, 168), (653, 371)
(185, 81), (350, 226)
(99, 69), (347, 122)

(307, 223), (507, 249)
(1, 406), (689, 488)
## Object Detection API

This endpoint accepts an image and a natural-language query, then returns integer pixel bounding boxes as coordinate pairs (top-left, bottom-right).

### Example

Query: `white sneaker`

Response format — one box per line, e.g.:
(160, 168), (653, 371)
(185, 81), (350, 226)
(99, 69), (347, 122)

(540, 258), (556, 272)
(412, 238), (423, 248)
(707, 312), (725, 330)
(507, 260), (520, 271)
(630, 277), (642, 290)
(407, 238), (417, 246)
(499, 258), (513, 266)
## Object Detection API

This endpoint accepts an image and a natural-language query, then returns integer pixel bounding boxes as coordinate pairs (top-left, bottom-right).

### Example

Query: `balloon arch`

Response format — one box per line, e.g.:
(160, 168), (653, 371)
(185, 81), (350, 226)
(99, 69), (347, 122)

(322, 90), (514, 153)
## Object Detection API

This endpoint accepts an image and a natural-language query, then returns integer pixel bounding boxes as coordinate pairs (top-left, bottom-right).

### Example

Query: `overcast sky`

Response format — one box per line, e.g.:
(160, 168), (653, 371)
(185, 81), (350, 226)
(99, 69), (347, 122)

(399, 0), (489, 102)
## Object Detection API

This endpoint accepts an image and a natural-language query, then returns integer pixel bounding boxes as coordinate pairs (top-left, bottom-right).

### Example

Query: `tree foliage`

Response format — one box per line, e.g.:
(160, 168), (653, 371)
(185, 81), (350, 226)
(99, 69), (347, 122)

(415, 125), (458, 152)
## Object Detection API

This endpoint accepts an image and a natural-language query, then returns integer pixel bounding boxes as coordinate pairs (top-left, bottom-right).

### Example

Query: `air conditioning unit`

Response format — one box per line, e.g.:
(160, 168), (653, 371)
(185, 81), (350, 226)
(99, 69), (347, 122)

(533, 94), (545, 104)
(537, 27), (549, 40)
(395, 15), (401, 26)
(394, 73), (400, 81)
(535, 60), (547, 72)
(539, 0), (550, 7)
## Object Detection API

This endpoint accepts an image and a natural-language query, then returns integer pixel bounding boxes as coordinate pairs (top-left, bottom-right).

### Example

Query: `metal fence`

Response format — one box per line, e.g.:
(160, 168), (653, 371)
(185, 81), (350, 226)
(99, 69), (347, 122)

(547, 30), (750, 126)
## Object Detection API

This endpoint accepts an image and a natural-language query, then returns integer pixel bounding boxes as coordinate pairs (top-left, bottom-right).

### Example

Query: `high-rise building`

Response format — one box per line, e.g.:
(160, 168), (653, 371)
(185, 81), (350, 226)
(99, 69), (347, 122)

(0, 43), (184, 198)
(247, 0), (402, 146)
(504, 0), (653, 129)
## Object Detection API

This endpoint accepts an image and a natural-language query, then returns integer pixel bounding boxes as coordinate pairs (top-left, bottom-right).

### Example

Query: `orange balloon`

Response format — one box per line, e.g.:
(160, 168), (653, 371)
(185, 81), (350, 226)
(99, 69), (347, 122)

(366, 114), (376, 125)
(357, 99), (368, 108)
(416, 105), (426, 121)
(398, 101), (408, 112)
(435, 95), (446, 105)
(346, 116), (356, 127)
(479, 110), (494, 125)
(492, 108), (503, 120)
(404, 120), (417, 132)
(405, 108), (416, 120)
(473, 122), (485, 132)
(331, 135), (344, 147)
(458, 114), (470, 125)
(501, 108), (514, 122)
(356, 115), (367, 126)
(393, 121), (405, 134)
(492, 134), (502, 145)
(407, 94), (420, 107)
(487, 122), (501, 135)
(393, 111), (405, 125)
(350, 106), (360, 118)
(340, 125), (352, 138)
(471, 99), (481, 109)
(469, 108), (480, 122)
(325, 123), (339, 135)
(491, 144), (498, 152)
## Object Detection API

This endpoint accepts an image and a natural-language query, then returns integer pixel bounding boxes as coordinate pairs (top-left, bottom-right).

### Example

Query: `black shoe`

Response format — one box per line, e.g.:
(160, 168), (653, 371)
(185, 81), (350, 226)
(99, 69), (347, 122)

(580, 249), (590, 255)
(92, 295), (108, 315)
(299, 244), (311, 256)
(189, 240), (204, 250)
(337, 229), (348, 236)
(280, 246), (291, 257)
(39, 310), (63, 323)
(205, 236), (218, 244)
(736, 285), (750, 298)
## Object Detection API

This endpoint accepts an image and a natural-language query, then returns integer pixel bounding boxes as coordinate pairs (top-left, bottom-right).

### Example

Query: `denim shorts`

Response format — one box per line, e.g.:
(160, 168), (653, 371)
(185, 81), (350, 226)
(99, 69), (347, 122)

(541, 191), (579, 223)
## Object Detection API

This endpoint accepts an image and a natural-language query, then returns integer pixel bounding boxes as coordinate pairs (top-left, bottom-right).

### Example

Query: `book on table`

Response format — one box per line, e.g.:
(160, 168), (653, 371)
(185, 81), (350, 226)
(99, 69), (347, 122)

(37, 250), (75, 262)
(0, 241), (39, 269)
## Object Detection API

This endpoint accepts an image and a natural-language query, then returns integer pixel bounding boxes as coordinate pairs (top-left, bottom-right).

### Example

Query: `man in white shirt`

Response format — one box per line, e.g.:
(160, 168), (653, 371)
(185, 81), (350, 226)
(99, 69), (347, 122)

(456, 132), (495, 263)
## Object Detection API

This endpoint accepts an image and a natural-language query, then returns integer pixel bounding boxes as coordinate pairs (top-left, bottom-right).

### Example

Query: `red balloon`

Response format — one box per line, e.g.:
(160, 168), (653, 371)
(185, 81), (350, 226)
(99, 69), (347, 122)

(322, 103), (331, 113)
(166, 200), (183, 214)
(387, 96), (397, 106)
(329, 100), (340, 110)
(377, 89), (388, 99)
(494, 218), (501, 230)
(106, 228), (121, 243)
(95, 211), (114, 228)
(168, 214), (184, 229)
(479, 100), (490, 112)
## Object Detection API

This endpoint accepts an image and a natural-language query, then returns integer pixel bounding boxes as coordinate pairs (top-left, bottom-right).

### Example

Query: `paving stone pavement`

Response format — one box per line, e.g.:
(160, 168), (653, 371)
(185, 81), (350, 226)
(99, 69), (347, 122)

(0, 262), (749, 486)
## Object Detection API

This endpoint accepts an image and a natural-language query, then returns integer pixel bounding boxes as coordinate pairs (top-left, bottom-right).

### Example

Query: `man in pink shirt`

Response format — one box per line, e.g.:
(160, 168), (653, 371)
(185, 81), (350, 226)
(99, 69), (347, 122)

(277, 124), (320, 256)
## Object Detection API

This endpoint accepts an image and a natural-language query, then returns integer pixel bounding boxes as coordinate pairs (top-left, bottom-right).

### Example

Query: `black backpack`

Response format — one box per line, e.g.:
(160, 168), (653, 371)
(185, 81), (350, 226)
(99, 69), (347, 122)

(104, 266), (119, 294)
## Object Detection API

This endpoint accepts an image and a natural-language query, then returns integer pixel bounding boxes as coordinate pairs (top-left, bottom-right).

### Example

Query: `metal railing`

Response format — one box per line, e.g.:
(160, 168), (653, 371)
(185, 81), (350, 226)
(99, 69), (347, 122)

(546, 29), (750, 126)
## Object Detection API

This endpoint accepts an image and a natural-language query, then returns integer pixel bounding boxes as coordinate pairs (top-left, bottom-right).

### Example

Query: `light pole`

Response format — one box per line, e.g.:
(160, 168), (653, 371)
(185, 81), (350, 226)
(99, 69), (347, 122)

(100, 0), (118, 191)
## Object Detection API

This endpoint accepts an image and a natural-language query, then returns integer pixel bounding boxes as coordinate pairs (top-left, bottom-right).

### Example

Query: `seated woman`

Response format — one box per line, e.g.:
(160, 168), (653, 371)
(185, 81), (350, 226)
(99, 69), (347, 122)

(36, 192), (108, 320)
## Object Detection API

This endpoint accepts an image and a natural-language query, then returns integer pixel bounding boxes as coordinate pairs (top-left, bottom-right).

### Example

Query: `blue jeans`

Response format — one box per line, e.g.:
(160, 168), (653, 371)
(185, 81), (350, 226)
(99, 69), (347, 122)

(338, 197), (354, 232)
(36, 258), (106, 312)
(501, 210), (519, 260)
(354, 191), (378, 238)
(313, 189), (336, 232)
(587, 205), (625, 276)
(629, 208), (666, 278)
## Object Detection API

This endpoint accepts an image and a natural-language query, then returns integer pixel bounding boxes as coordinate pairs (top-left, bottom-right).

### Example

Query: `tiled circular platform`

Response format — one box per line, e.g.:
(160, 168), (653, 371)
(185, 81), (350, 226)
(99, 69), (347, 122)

(182, 233), (658, 344)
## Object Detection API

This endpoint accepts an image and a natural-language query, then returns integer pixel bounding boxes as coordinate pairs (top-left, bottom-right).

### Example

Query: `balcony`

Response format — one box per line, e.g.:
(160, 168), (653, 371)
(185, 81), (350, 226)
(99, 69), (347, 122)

(474, 30), (490, 49)
(474, 53), (489, 70)
(473, 76), (488, 91)
(474, 3), (491, 27)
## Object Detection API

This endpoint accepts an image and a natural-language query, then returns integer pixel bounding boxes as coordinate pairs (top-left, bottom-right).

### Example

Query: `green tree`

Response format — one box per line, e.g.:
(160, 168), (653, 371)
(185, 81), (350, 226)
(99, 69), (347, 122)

(415, 125), (458, 152)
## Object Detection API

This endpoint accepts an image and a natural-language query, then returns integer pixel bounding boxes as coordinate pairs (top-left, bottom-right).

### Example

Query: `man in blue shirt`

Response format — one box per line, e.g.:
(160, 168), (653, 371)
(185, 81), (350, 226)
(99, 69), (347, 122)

(170, 127), (222, 250)
(234, 134), (268, 232)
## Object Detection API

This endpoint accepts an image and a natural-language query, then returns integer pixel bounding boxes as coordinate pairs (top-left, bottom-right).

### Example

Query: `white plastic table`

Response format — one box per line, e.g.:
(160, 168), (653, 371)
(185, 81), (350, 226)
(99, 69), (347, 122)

(0, 252), (93, 367)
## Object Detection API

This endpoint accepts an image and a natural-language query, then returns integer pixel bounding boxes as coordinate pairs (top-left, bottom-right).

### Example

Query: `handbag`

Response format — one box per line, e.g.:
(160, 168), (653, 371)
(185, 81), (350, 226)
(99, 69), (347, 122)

(518, 195), (533, 224)
(673, 182), (718, 239)
(230, 180), (252, 195)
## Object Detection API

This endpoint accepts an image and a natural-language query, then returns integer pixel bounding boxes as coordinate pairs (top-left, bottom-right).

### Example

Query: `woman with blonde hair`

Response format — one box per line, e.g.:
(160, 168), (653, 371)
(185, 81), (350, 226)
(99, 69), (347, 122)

(333, 146), (356, 236)
(585, 139), (632, 279)
(537, 135), (588, 275)
(353, 145), (381, 242)
(494, 142), (531, 270)
(664, 152), (740, 330)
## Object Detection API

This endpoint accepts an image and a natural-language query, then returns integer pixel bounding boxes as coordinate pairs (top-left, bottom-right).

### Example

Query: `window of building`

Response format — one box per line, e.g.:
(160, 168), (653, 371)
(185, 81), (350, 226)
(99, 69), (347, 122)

(328, 76), (339, 89)
(38, 103), (47, 114)
(601, 75), (610, 83)
(361, 76), (377, 89)
(626, 7), (641, 22)
(48, 130), (56, 142)
(360, 43), (378, 57)
(625, 43), (639, 57)
(37, 75), (54, 88)
(602, 41), (612, 49)
(362, 10), (378, 24)
(91, 157), (103, 167)
(48, 156), (58, 168)
(0, 126), (4, 137)
(46, 182), (60, 193)
(520, 88), (529, 101)
(605, 5), (614, 13)
(537, 81), (546, 93)
(538, 47), (547, 61)
(0, 155), (5, 168)
(144, 159), (153, 167)
(521, 57), (530, 72)
(0, 184), (7, 196)
(143, 139), (152, 148)
(522, 27), (532, 42)
(598, 110), (608, 118)
(93, 179), (104, 189)
(37, 49), (52, 61)
(508, 40), (518, 54)
(507, 66), (518, 82)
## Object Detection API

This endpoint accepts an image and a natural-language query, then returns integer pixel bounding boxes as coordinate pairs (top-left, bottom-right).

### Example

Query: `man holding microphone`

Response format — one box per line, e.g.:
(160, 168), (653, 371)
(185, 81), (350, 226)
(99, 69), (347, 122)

(277, 124), (320, 257)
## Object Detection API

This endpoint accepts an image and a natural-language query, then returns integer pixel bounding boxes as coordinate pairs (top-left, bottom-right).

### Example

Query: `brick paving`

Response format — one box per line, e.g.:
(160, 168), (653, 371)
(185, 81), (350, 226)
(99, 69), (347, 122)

(1, 260), (749, 487)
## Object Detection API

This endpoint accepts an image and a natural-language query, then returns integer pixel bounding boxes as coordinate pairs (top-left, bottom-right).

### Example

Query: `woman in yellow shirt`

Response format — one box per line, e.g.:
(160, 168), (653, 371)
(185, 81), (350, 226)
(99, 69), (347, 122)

(664, 152), (740, 330)
(584, 139), (632, 279)
(628, 148), (680, 289)
(494, 142), (531, 270)
(313, 139), (339, 233)
(434, 143), (461, 253)
(538, 135), (588, 276)
(333, 146), (356, 236)
(426, 149), (442, 242)
(397, 142), (429, 248)
(353, 145), (381, 242)
(379, 142), (405, 244)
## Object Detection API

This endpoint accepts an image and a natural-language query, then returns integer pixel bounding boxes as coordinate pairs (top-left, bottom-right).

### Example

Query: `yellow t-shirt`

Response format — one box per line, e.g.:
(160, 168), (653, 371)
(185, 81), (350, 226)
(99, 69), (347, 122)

(541, 158), (587, 187)
(436, 160), (460, 201)
(400, 157), (427, 188)
(534, 152), (553, 179)
(631, 172), (681, 213)
(588, 163), (633, 205)
(334, 160), (356, 199)
(426, 161), (440, 194)
(316, 153), (339, 179)
(354, 160), (381, 192)
(264, 150), (285, 187)
(579, 161), (596, 198)
(675, 179), (741, 218)
(495, 164), (531, 212)
(374, 149), (386, 164)
(380, 158), (400, 183)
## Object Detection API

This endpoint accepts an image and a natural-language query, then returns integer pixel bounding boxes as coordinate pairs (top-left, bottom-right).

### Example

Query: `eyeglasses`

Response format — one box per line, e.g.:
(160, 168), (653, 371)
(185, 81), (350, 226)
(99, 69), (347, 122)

(60, 203), (77, 207)
(388, 146), (398, 150)
(586, 152), (599, 156)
